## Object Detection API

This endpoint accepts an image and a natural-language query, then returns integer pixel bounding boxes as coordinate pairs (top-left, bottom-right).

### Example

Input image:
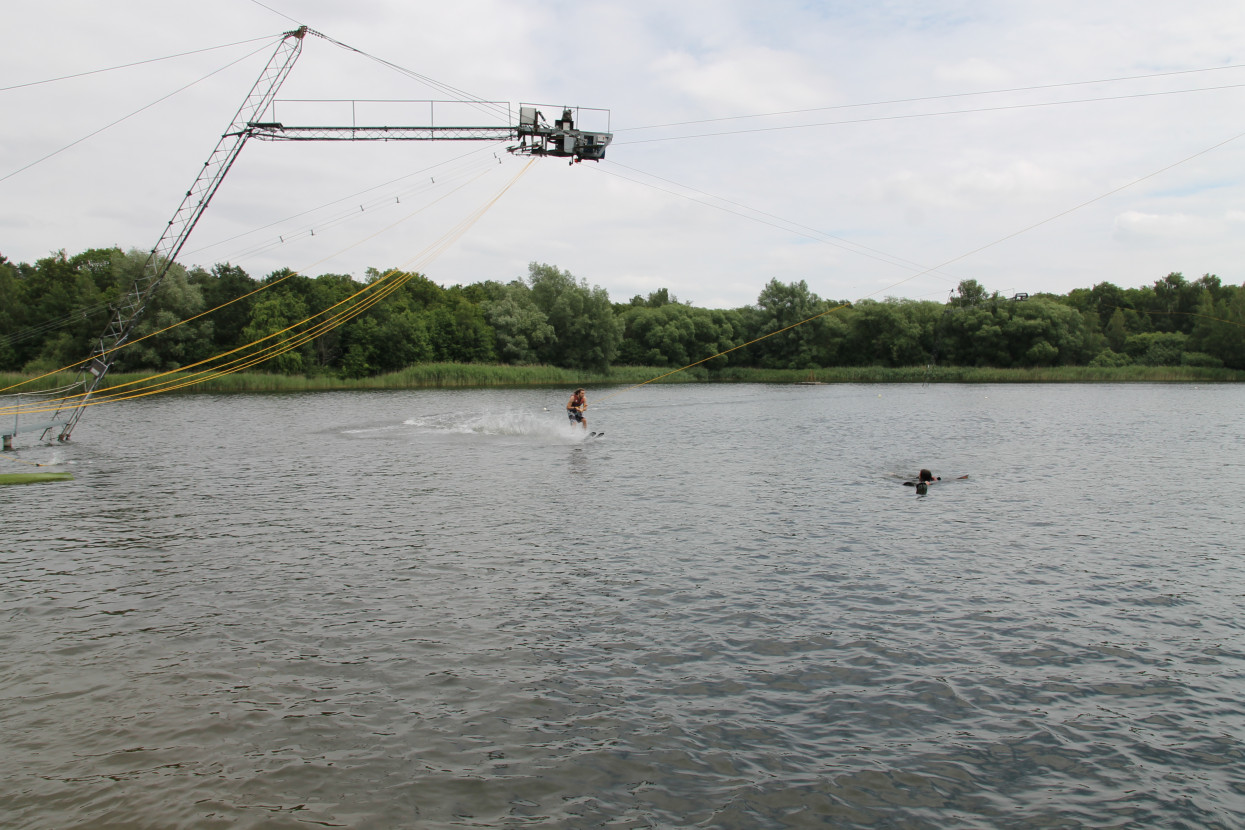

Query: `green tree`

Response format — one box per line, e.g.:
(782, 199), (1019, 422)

(690, 307), (744, 369)
(0, 255), (23, 369)
(1226, 286), (1245, 369)
(305, 273), (361, 370)
(1191, 282), (1245, 369)
(1078, 309), (1108, 361)
(119, 249), (213, 371)
(16, 249), (110, 371)
(844, 299), (927, 367)
(375, 268), (445, 310)
(750, 278), (831, 369)
(1151, 272), (1206, 334)
(1085, 281), (1128, 328)
(1089, 349), (1131, 367)
(939, 306), (1005, 366)
(190, 263), (259, 353)
(951, 278), (991, 308)
(483, 280), (554, 364)
(427, 294), (496, 363)
(618, 303), (702, 366)
(1001, 298), (1085, 367)
(339, 316), (380, 378)
(338, 271), (439, 374)
(527, 263), (622, 370)
(1104, 308), (1129, 353)
(1123, 331), (1187, 366)
(241, 282), (311, 374)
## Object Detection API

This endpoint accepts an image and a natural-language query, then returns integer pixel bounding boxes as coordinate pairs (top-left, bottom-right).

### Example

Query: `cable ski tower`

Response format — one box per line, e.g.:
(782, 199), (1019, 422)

(248, 103), (612, 160)
(39, 27), (309, 444)
(43, 26), (612, 443)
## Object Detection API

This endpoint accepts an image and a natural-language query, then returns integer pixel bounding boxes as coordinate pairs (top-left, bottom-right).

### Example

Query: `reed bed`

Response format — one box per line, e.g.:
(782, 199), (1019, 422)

(3, 363), (1241, 397)
(1, 372), (83, 394)
(720, 365), (1245, 383)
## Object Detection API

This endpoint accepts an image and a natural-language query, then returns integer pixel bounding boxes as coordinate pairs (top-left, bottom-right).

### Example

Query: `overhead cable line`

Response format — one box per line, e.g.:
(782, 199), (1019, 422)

(5, 257), (407, 412)
(0, 382), (82, 401)
(187, 145), (510, 264)
(617, 62), (1245, 133)
(185, 142), (506, 258)
(0, 37), (282, 184)
(205, 154), (506, 266)
(20, 268), (420, 412)
(95, 270), (418, 404)
(1, 159), (534, 415)
(247, 0), (302, 27)
(614, 83), (1245, 146)
(1100, 305), (1245, 330)
(593, 301), (854, 406)
(599, 116), (1245, 306)
(598, 127), (1245, 396)
(863, 127), (1245, 300)
(306, 30), (511, 124)
(0, 261), (309, 397)
(10, 159), (534, 413)
(594, 160), (965, 291)
(0, 162), (503, 397)
(0, 300), (115, 349)
(0, 35), (281, 93)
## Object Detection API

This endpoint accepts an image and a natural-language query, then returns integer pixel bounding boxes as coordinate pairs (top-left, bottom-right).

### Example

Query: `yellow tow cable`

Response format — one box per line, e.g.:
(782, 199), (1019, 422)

(592, 301), (852, 406)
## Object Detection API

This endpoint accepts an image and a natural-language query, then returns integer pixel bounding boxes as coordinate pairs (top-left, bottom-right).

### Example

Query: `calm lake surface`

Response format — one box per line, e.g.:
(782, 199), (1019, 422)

(2, 382), (1243, 829)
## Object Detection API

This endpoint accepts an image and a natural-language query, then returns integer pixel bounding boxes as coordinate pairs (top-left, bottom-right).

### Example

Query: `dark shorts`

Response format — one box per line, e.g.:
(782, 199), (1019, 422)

(568, 409), (583, 423)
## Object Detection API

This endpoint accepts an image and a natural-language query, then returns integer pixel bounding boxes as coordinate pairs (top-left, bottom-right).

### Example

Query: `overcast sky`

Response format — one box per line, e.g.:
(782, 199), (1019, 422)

(2, 0), (1243, 310)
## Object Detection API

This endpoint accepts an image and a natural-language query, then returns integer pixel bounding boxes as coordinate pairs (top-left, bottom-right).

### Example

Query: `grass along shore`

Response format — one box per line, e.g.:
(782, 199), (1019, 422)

(3, 362), (1243, 396)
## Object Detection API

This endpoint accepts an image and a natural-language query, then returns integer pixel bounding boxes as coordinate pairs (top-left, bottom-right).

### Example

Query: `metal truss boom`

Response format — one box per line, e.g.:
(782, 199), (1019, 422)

(47, 26), (309, 442)
(247, 103), (613, 161)
(44, 28), (611, 445)
(248, 125), (516, 142)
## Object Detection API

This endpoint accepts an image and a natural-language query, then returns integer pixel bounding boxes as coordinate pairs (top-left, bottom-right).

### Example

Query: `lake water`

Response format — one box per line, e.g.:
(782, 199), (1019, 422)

(2, 382), (1243, 829)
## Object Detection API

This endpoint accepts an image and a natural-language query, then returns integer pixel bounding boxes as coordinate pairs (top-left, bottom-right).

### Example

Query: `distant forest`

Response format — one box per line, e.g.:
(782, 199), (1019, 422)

(2, 246), (1243, 376)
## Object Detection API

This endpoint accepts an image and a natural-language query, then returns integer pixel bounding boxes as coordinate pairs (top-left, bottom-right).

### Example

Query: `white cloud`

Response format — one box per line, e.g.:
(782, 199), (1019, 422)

(2, 0), (1243, 307)
(652, 46), (832, 114)
(933, 57), (1012, 87)
(1114, 210), (1203, 239)
(868, 157), (1071, 214)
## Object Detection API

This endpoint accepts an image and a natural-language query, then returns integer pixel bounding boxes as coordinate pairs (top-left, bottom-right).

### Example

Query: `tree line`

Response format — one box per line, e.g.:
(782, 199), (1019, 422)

(2, 246), (1243, 376)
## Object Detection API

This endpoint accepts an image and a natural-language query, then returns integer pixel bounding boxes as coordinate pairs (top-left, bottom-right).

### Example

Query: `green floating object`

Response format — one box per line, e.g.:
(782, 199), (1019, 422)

(0, 471), (74, 485)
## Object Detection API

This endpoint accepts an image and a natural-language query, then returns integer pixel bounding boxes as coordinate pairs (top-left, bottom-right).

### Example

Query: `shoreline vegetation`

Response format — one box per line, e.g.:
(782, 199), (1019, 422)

(5, 363), (1243, 396)
(6, 253), (1245, 388)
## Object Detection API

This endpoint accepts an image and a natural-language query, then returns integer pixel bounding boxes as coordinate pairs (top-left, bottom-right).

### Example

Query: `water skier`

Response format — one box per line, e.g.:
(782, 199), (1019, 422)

(566, 388), (588, 431)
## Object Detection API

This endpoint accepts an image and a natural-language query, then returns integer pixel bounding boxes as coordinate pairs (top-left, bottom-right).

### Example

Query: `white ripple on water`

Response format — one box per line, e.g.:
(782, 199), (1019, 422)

(410, 409), (592, 441)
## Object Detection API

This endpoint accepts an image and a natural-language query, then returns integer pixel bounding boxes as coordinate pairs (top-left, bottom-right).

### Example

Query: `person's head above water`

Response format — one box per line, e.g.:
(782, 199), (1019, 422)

(918, 469), (936, 483)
